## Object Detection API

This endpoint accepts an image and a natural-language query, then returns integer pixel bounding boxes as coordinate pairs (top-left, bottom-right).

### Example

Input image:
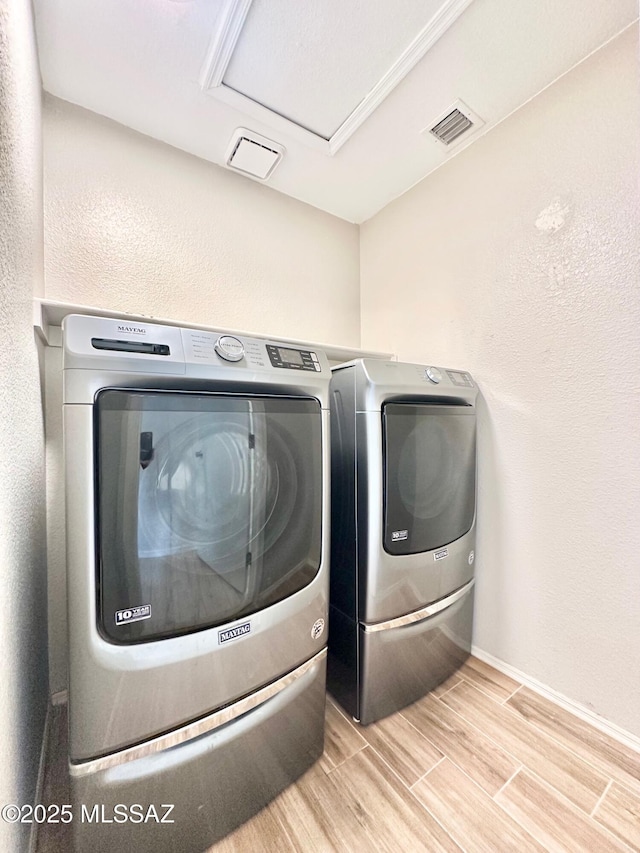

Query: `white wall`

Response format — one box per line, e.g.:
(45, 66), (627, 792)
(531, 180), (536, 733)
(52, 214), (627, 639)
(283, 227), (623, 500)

(0, 1), (49, 850)
(42, 96), (361, 694)
(43, 95), (361, 347)
(360, 27), (640, 736)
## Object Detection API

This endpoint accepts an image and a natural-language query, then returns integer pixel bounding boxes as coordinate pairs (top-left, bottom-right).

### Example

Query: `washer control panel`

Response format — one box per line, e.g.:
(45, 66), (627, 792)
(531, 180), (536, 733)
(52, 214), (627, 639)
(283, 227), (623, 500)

(266, 344), (322, 372)
(63, 315), (331, 382)
(214, 335), (245, 362)
(180, 328), (329, 376)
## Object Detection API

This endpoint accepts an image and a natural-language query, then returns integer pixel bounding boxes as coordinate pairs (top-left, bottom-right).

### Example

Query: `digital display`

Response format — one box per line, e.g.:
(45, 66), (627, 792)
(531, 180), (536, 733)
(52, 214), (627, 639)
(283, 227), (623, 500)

(278, 347), (303, 365)
(447, 370), (473, 387)
(266, 344), (319, 371)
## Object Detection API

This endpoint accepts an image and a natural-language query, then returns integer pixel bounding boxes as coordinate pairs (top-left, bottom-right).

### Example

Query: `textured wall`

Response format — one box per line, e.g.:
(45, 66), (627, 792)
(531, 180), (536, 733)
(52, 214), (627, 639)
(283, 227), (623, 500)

(43, 95), (360, 347)
(0, 1), (49, 850)
(360, 27), (640, 736)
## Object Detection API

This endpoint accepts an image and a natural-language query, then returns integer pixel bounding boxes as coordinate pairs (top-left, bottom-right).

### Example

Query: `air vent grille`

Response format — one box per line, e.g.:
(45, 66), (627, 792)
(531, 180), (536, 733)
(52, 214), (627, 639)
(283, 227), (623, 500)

(225, 128), (284, 181)
(430, 108), (473, 145)
(232, 137), (280, 159)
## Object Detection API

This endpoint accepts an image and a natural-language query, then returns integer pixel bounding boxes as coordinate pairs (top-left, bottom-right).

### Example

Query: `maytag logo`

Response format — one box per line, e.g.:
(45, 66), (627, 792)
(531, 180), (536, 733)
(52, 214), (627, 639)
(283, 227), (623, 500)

(117, 324), (147, 335)
(434, 548), (449, 561)
(218, 622), (251, 644)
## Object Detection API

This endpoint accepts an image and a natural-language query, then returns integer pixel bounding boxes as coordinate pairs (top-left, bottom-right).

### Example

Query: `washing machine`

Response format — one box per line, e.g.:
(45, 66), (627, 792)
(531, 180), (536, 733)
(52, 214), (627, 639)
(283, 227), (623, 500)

(62, 314), (331, 852)
(328, 358), (477, 725)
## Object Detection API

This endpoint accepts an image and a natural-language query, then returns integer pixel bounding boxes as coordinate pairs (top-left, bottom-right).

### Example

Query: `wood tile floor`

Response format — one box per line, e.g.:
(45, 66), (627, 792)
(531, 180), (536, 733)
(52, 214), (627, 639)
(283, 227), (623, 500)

(37, 656), (640, 852)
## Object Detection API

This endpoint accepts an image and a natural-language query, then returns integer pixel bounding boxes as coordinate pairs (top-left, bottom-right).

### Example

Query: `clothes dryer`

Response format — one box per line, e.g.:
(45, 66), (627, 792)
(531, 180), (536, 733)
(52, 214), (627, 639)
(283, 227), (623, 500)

(63, 315), (331, 851)
(328, 359), (477, 724)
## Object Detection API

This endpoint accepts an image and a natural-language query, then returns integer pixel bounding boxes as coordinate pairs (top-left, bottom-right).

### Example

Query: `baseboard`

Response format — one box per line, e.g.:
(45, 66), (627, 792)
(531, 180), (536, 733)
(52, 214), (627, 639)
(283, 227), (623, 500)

(29, 702), (51, 853)
(471, 645), (640, 755)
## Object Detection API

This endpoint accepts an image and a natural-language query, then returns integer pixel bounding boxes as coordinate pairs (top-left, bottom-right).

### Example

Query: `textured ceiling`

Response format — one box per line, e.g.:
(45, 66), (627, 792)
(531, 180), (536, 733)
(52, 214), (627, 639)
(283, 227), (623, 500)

(34, 0), (637, 223)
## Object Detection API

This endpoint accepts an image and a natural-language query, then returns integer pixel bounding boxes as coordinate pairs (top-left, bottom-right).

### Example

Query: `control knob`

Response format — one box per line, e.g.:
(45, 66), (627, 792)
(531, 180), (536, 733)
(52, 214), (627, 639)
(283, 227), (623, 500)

(214, 335), (245, 362)
(425, 366), (442, 384)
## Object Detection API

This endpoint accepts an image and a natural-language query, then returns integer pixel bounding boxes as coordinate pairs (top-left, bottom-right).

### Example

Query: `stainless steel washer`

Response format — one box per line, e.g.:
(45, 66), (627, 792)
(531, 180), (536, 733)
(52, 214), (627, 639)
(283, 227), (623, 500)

(63, 314), (331, 851)
(328, 358), (477, 724)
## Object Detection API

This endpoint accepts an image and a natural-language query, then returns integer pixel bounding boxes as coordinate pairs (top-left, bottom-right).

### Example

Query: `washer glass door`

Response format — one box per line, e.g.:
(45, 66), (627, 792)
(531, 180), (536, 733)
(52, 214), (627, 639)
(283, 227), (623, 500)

(95, 390), (322, 643)
(383, 403), (476, 555)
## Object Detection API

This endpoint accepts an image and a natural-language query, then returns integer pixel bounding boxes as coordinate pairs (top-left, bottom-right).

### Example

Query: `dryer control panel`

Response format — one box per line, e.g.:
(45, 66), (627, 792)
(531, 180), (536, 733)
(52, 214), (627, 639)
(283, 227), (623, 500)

(446, 370), (474, 388)
(412, 364), (474, 388)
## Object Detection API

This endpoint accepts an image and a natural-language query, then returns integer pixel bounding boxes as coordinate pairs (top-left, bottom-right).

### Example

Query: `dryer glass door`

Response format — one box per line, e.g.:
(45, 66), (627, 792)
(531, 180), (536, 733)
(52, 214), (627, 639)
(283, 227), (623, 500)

(383, 403), (476, 555)
(95, 390), (322, 643)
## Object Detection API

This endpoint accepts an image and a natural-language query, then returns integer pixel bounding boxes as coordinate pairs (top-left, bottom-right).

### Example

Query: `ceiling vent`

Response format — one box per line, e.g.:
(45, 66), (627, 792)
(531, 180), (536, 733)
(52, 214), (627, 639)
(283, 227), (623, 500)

(423, 100), (484, 148)
(225, 128), (284, 180)
(430, 108), (472, 144)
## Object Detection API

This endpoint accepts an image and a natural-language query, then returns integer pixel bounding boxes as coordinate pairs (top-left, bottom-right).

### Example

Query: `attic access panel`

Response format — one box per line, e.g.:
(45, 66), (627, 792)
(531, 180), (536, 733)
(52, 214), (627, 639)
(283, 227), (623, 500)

(200, 0), (476, 154)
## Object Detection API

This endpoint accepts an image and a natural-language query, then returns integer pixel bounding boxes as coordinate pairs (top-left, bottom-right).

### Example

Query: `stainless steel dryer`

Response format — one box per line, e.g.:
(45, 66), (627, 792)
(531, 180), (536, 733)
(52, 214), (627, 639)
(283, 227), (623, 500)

(63, 314), (331, 852)
(328, 359), (477, 725)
